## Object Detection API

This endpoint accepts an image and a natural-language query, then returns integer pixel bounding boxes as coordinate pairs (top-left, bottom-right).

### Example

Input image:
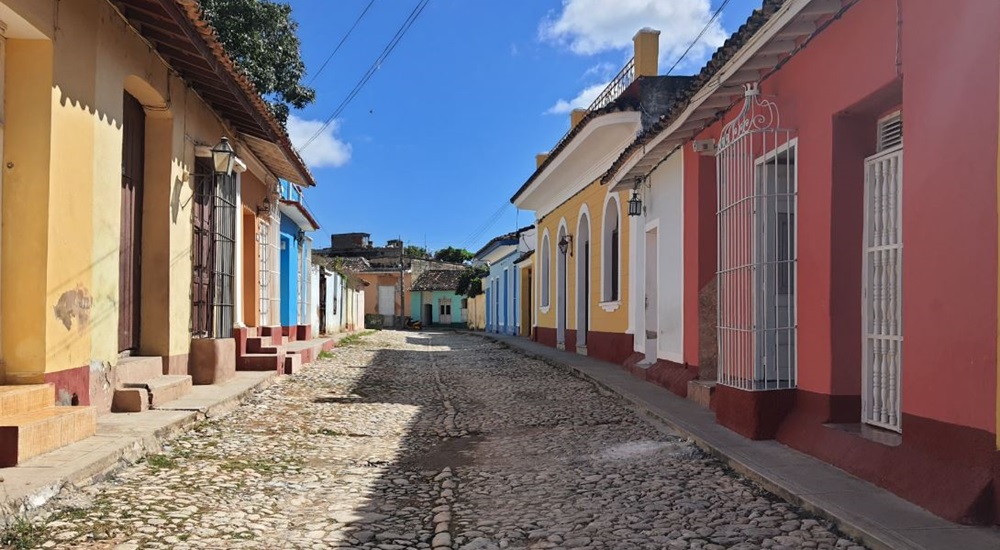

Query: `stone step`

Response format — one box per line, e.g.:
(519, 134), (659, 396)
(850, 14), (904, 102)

(246, 336), (281, 355)
(259, 326), (283, 346)
(238, 353), (285, 373)
(0, 384), (54, 418)
(123, 375), (192, 408)
(115, 356), (163, 385)
(0, 405), (96, 467)
(111, 388), (150, 413)
(284, 352), (302, 375)
(687, 380), (717, 409)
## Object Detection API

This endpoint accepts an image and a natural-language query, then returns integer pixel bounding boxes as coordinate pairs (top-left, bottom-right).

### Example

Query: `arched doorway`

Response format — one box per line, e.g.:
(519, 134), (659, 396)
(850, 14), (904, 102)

(576, 213), (590, 350)
(556, 224), (568, 347)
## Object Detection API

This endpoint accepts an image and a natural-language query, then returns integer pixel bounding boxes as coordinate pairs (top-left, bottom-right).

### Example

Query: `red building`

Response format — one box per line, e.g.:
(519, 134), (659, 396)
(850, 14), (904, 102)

(606, 0), (1000, 525)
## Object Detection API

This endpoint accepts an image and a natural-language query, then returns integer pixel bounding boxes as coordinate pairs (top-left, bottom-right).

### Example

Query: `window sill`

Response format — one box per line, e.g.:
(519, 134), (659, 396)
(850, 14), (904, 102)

(540, 306), (551, 314)
(823, 422), (901, 447)
(599, 300), (621, 312)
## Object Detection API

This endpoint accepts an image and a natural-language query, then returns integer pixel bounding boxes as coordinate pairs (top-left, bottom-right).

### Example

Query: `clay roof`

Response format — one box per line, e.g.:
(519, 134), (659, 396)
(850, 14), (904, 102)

(601, 0), (788, 185)
(474, 225), (534, 258)
(108, 0), (315, 187)
(411, 270), (465, 292)
(313, 256), (371, 274)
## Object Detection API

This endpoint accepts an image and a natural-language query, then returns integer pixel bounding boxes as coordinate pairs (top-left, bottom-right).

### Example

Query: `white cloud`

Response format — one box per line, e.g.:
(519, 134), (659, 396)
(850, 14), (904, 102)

(546, 81), (610, 114)
(539, 0), (727, 70)
(287, 114), (353, 169)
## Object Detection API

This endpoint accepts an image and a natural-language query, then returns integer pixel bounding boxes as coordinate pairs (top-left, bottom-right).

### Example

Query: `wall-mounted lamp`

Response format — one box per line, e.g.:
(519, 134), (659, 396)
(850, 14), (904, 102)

(211, 137), (235, 176)
(628, 177), (645, 217)
(257, 197), (272, 216)
(558, 234), (573, 256)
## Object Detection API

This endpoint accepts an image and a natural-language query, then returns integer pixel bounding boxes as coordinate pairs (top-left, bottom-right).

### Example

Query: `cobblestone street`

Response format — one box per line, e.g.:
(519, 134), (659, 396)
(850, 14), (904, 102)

(25, 331), (865, 550)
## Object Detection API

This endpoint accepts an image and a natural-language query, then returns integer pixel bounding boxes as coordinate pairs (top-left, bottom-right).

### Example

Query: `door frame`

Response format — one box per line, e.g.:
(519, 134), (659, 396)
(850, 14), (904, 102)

(119, 91), (146, 352)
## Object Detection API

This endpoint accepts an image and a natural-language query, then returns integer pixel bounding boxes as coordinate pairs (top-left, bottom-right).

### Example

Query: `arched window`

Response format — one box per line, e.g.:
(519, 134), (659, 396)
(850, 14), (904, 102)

(540, 233), (551, 307)
(602, 195), (620, 302)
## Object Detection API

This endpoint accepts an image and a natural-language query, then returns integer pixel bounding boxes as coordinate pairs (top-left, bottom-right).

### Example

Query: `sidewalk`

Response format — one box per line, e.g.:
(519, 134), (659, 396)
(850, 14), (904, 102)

(476, 332), (1000, 550)
(1, 372), (278, 517)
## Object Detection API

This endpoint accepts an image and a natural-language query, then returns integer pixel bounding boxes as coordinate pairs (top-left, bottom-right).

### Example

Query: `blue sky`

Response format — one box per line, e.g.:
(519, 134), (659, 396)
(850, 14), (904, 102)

(284, 0), (760, 253)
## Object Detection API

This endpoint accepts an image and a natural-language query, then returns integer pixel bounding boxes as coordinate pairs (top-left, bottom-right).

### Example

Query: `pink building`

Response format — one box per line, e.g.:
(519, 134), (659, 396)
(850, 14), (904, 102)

(607, 0), (1000, 525)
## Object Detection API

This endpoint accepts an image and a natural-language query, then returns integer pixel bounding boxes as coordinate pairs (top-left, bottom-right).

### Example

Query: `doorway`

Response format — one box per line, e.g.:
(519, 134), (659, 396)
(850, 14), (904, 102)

(556, 226), (568, 347)
(576, 215), (590, 350)
(644, 227), (658, 363)
(423, 303), (433, 326)
(753, 144), (797, 388)
(439, 299), (452, 325)
(119, 92), (145, 352)
(318, 273), (327, 334)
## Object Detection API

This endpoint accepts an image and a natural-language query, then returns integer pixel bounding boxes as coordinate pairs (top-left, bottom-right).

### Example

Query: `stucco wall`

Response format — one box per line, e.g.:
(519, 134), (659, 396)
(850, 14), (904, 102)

(533, 179), (631, 337)
(0, 0), (280, 392)
(631, 152), (684, 363)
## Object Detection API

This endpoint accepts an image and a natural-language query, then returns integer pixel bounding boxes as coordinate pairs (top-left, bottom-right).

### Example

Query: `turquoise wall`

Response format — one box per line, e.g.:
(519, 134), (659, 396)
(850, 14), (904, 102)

(411, 291), (465, 325)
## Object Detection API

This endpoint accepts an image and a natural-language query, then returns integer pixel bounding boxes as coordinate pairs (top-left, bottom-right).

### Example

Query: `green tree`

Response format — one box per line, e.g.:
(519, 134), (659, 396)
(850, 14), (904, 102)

(199, 0), (315, 126)
(433, 246), (474, 264)
(404, 245), (430, 259)
(456, 266), (489, 298)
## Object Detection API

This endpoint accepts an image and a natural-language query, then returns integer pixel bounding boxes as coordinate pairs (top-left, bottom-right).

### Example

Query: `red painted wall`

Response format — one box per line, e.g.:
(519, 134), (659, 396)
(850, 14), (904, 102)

(692, 0), (998, 433)
(683, 149), (718, 368)
(898, 1), (999, 433)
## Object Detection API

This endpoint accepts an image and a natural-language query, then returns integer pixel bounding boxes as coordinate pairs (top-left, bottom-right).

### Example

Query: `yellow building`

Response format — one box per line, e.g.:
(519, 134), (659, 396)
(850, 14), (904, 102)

(0, 0), (313, 465)
(512, 29), (691, 365)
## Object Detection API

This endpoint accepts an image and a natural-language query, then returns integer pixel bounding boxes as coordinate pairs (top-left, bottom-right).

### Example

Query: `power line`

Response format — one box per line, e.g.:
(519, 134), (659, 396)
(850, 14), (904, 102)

(461, 202), (512, 250)
(664, 0), (731, 76)
(299, 0), (430, 152)
(307, 0), (376, 86)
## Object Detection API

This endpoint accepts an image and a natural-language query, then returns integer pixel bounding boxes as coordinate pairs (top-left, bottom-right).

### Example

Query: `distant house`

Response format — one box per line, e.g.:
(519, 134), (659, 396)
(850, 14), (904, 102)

(410, 270), (467, 327)
(311, 256), (366, 335)
(475, 226), (535, 336)
(277, 180), (320, 338)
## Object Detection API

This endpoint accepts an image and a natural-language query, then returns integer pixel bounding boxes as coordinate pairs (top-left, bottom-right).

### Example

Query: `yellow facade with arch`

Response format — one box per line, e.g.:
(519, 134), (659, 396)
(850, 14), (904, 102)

(533, 178), (632, 362)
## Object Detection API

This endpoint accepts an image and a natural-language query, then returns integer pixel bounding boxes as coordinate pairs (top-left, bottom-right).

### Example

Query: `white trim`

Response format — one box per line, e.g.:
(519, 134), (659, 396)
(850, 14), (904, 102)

(599, 300), (621, 312)
(575, 208), (591, 342)
(514, 111), (641, 211)
(601, 190), (622, 304)
(540, 228), (551, 309)
(608, 0), (827, 190)
(234, 172), (244, 327)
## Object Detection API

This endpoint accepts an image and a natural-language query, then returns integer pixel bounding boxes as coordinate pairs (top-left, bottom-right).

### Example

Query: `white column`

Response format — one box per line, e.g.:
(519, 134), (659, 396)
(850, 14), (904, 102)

(233, 172), (244, 327)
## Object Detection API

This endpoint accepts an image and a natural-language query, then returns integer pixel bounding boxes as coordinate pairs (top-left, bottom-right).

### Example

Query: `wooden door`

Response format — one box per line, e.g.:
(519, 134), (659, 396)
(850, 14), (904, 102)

(191, 158), (214, 338)
(119, 93), (145, 352)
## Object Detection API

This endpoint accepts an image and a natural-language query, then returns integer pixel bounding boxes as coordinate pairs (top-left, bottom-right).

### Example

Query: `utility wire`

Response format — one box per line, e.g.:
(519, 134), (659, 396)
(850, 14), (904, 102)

(664, 0), (731, 76)
(307, 0), (376, 86)
(299, 0), (430, 152)
(461, 202), (511, 250)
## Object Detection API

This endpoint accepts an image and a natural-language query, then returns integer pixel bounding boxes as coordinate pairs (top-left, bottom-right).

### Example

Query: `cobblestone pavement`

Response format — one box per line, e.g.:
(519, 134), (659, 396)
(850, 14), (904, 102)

(18, 330), (866, 549)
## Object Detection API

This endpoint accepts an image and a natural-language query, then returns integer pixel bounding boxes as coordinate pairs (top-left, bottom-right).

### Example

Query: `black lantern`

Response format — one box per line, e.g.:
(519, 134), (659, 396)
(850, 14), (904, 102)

(628, 189), (643, 216)
(211, 137), (235, 176)
(558, 234), (573, 256)
(257, 196), (272, 216)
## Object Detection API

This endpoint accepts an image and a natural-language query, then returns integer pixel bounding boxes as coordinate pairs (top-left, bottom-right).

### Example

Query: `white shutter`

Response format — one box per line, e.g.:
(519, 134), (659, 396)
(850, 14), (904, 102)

(876, 111), (902, 152)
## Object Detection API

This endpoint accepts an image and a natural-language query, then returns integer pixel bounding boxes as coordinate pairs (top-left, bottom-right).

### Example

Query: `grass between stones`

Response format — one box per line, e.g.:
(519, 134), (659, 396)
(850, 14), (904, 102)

(145, 454), (178, 470)
(336, 330), (376, 347)
(0, 517), (45, 550)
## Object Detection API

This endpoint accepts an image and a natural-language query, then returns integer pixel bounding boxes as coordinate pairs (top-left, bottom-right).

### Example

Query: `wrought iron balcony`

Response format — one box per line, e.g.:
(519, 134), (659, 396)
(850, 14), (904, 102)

(588, 57), (635, 112)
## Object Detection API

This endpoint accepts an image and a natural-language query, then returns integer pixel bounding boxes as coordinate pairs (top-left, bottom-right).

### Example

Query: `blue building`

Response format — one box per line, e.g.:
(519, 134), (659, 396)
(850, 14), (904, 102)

(475, 226), (535, 335)
(277, 180), (320, 333)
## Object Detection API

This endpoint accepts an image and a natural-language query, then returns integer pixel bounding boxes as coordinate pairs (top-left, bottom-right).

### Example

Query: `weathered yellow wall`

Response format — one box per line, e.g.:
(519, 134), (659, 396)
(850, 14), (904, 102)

(534, 179), (630, 335)
(3, 38), (54, 383)
(1, 0), (279, 381)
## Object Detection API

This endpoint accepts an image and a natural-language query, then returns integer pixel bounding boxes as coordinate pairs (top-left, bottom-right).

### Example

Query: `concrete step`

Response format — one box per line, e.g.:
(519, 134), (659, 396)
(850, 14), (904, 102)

(259, 326), (283, 346)
(123, 375), (192, 408)
(284, 352), (302, 375)
(238, 353), (285, 373)
(687, 380), (717, 409)
(111, 388), (150, 413)
(0, 384), (54, 418)
(0, 405), (97, 467)
(115, 356), (163, 385)
(246, 336), (281, 355)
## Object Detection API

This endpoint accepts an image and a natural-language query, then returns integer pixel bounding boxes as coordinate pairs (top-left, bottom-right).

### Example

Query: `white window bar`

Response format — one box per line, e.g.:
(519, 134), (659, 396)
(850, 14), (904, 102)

(862, 143), (903, 432)
(716, 83), (798, 391)
(258, 218), (270, 326)
(268, 207), (281, 325)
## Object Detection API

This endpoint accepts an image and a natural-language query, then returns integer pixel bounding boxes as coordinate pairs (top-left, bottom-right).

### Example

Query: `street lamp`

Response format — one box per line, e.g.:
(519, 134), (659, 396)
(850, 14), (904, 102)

(628, 189), (643, 216)
(212, 137), (235, 176)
